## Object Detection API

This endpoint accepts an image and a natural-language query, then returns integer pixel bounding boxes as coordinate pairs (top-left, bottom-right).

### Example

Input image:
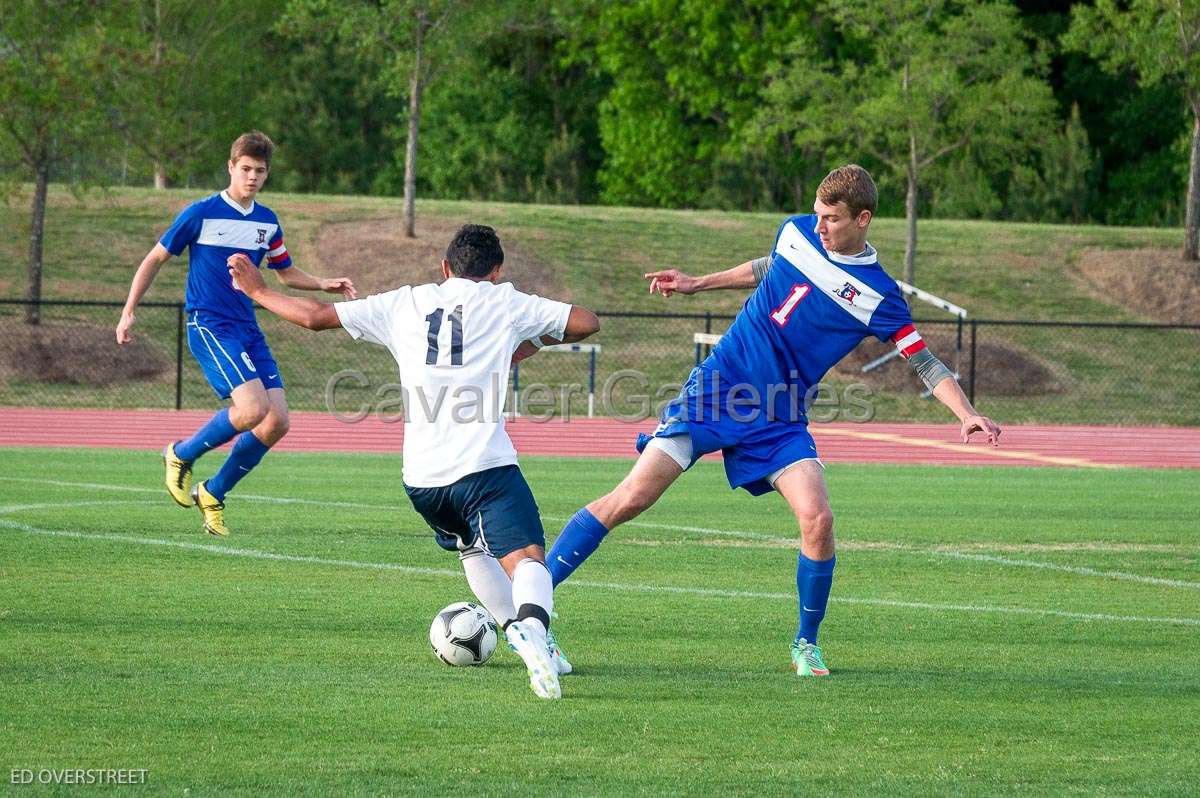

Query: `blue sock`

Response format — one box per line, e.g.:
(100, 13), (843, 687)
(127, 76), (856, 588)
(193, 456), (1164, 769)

(795, 553), (836, 645)
(546, 508), (609, 586)
(174, 408), (239, 462)
(205, 432), (271, 501)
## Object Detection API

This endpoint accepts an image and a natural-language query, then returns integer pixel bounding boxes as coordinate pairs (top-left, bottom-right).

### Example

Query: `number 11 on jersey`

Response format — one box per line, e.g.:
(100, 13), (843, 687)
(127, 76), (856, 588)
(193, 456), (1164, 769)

(770, 283), (810, 326)
(425, 305), (464, 365)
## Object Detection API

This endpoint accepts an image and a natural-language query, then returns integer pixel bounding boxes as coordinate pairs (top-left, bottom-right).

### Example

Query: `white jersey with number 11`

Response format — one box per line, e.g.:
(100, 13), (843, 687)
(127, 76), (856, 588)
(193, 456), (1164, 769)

(335, 278), (570, 488)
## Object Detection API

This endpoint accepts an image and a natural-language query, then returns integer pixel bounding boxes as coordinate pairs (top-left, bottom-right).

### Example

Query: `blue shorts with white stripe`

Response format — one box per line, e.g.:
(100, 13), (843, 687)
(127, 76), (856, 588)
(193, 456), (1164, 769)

(404, 465), (546, 560)
(186, 310), (283, 399)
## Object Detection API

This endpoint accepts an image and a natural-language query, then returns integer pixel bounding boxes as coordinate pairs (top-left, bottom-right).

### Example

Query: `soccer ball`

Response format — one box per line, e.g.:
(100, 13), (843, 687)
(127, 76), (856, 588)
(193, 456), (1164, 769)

(429, 602), (498, 666)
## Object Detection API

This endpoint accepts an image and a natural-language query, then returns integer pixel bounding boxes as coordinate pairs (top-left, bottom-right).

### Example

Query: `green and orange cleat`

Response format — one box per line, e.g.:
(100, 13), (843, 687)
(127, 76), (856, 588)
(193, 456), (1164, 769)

(791, 638), (830, 676)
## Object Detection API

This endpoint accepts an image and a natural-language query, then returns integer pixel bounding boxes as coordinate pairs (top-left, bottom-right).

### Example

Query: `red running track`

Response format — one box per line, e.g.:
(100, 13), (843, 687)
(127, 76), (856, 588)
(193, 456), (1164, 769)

(2, 407), (1198, 469)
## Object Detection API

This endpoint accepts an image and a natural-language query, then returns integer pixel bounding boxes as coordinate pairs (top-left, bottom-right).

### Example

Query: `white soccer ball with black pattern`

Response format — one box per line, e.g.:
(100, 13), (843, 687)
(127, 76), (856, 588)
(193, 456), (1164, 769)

(429, 602), (498, 666)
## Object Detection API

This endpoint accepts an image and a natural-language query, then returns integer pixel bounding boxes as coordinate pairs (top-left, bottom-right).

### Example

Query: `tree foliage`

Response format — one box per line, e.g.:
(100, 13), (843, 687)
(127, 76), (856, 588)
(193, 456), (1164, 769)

(98, 0), (281, 188)
(1064, 0), (1200, 259)
(4, 0), (1199, 258)
(574, 0), (821, 209)
(759, 0), (1055, 281)
(411, 0), (605, 204)
(0, 0), (114, 321)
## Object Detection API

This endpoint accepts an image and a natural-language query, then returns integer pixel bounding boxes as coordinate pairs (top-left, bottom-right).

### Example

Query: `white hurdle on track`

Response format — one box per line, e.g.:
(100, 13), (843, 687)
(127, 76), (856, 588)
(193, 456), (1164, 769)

(512, 343), (602, 417)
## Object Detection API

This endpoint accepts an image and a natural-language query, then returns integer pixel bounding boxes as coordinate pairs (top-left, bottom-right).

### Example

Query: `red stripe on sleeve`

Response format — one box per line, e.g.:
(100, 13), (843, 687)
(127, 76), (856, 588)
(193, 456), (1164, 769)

(899, 339), (927, 358)
(891, 323), (916, 343)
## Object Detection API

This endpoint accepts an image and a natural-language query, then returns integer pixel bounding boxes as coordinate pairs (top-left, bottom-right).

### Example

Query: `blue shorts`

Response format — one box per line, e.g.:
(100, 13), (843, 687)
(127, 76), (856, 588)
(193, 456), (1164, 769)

(186, 310), (284, 399)
(404, 465), (546, 559)
(636, 366), (819, 496)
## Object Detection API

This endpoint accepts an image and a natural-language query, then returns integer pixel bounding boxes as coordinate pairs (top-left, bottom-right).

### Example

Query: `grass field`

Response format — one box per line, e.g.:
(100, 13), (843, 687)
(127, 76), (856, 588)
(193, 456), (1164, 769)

(2, 447), (1198, 795)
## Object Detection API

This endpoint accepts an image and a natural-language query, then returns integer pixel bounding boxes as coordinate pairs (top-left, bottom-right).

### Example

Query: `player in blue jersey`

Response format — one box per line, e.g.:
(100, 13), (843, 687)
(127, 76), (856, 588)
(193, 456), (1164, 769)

(116, 131), (356, 537)
(546, 165), (1001, 675)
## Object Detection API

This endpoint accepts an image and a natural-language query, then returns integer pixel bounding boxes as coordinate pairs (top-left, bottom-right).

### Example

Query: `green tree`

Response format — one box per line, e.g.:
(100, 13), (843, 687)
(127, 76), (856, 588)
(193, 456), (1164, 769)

(1064, 0), (1200, 260)
(264, 2), (401, 195)
(575, 0), (818, 209)
(0, 0), (111, 323)
(823, 0), (1056, 283)
(281, 0), (462, 238)
(742, 37), (848, 212)
(98, 0), (280, 189)
(412, 0), (604, 204)
(1006, 103), (1099, 224)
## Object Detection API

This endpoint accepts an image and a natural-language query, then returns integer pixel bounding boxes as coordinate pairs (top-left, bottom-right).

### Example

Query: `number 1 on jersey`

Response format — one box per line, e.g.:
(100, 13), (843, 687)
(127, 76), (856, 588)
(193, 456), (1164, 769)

(769, 283), (810, 326)
(425, 305), (464, 365)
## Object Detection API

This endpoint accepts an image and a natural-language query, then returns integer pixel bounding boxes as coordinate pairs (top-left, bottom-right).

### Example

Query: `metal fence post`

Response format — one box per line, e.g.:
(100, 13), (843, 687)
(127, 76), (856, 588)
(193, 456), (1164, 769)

(955, 315), (964, 377)
(968, 319), (978, 406)
(175, 303), (184, 410)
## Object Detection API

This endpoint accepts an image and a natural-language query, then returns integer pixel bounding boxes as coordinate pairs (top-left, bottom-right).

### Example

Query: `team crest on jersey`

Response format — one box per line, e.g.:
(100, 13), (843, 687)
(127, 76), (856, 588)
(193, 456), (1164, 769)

(834, 282), (861, 305)
(256, 228), (267, 244)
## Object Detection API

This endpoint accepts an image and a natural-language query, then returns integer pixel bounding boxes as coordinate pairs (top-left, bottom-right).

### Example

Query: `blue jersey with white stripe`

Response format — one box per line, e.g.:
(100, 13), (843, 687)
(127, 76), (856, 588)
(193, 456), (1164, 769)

(707, 214), (915, 414)
(160, 191), (292, 324)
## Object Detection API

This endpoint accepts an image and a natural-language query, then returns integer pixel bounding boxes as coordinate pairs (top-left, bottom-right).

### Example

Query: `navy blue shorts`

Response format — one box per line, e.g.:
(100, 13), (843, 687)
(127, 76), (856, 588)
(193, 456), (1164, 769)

(186, 310), (284, 399)
(404, 465), (546, 559)
(637, 365), (818, 496)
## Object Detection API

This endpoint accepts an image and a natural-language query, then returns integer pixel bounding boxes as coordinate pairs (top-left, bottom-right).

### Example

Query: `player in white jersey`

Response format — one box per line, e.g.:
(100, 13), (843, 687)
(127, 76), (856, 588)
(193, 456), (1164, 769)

(228, 224), (599, 700)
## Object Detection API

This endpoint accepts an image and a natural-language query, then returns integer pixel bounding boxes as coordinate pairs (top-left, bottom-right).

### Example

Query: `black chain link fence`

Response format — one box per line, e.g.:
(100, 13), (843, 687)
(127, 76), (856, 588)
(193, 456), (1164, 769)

(1, 300), (1197, 426)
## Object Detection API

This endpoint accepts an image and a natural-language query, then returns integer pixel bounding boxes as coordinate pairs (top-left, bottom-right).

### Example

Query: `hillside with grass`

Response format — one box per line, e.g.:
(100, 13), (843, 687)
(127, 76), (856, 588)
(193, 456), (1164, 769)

(1, 187), (1196, 424)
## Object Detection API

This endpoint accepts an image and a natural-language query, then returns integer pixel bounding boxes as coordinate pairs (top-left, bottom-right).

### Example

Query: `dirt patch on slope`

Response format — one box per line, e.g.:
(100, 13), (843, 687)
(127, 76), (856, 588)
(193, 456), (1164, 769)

(1075, 248), (1200, 323)
(313, 217), (567, 299)
(832, 329), (1064, 396)
(0, 319), (169, 385)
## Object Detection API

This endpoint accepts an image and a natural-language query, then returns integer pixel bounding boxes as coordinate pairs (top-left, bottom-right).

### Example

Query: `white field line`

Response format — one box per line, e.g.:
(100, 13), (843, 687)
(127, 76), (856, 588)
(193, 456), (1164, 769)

(3, 476), (1197, 591)
(3, 517), (1198, 628)
(928, 550), (1200, 590)
(0, 476), (398, 511)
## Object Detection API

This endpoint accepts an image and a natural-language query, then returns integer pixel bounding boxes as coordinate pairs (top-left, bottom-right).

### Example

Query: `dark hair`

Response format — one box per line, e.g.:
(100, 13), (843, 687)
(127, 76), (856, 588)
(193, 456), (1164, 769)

(230, 131), (275, 166)
(446, 224), (504, 278)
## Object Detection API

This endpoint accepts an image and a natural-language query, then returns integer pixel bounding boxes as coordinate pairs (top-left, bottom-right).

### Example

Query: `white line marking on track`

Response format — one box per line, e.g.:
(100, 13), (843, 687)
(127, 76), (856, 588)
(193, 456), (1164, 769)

(4, 516), (1198, 628)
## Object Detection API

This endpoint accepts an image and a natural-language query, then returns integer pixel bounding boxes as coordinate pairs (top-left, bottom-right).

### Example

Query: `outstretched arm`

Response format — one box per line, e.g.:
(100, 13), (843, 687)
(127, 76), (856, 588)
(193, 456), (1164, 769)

(512, 306), (600, 364)
(273, 264), (357, 299)
(892, 325), (1000, 446)
(930, 376), (1001, 445)
(229, 254), (342, 330)
(645, 257), (768, 298)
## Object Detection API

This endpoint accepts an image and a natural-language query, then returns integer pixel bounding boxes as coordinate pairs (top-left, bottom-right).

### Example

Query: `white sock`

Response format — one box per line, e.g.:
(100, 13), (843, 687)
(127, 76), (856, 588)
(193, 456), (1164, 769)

(511, 558), (554, 636)
(460, 550), (516, 626)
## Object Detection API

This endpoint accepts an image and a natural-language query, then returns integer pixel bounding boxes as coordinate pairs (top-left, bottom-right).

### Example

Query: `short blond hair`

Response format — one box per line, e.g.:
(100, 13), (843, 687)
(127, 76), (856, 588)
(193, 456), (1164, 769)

(230, 131), (275, 166)
(816, 164), (877, 217)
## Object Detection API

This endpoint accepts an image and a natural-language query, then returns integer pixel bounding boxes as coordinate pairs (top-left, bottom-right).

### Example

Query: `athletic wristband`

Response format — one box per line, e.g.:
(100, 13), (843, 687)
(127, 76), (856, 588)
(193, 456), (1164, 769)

(751, 256), (771, 283)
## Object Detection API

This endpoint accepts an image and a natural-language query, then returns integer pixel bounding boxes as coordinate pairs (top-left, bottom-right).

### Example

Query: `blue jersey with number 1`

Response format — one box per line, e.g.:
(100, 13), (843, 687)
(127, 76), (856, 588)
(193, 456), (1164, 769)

(638, 214), (930, 494)
(707, 213), (919, 417)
